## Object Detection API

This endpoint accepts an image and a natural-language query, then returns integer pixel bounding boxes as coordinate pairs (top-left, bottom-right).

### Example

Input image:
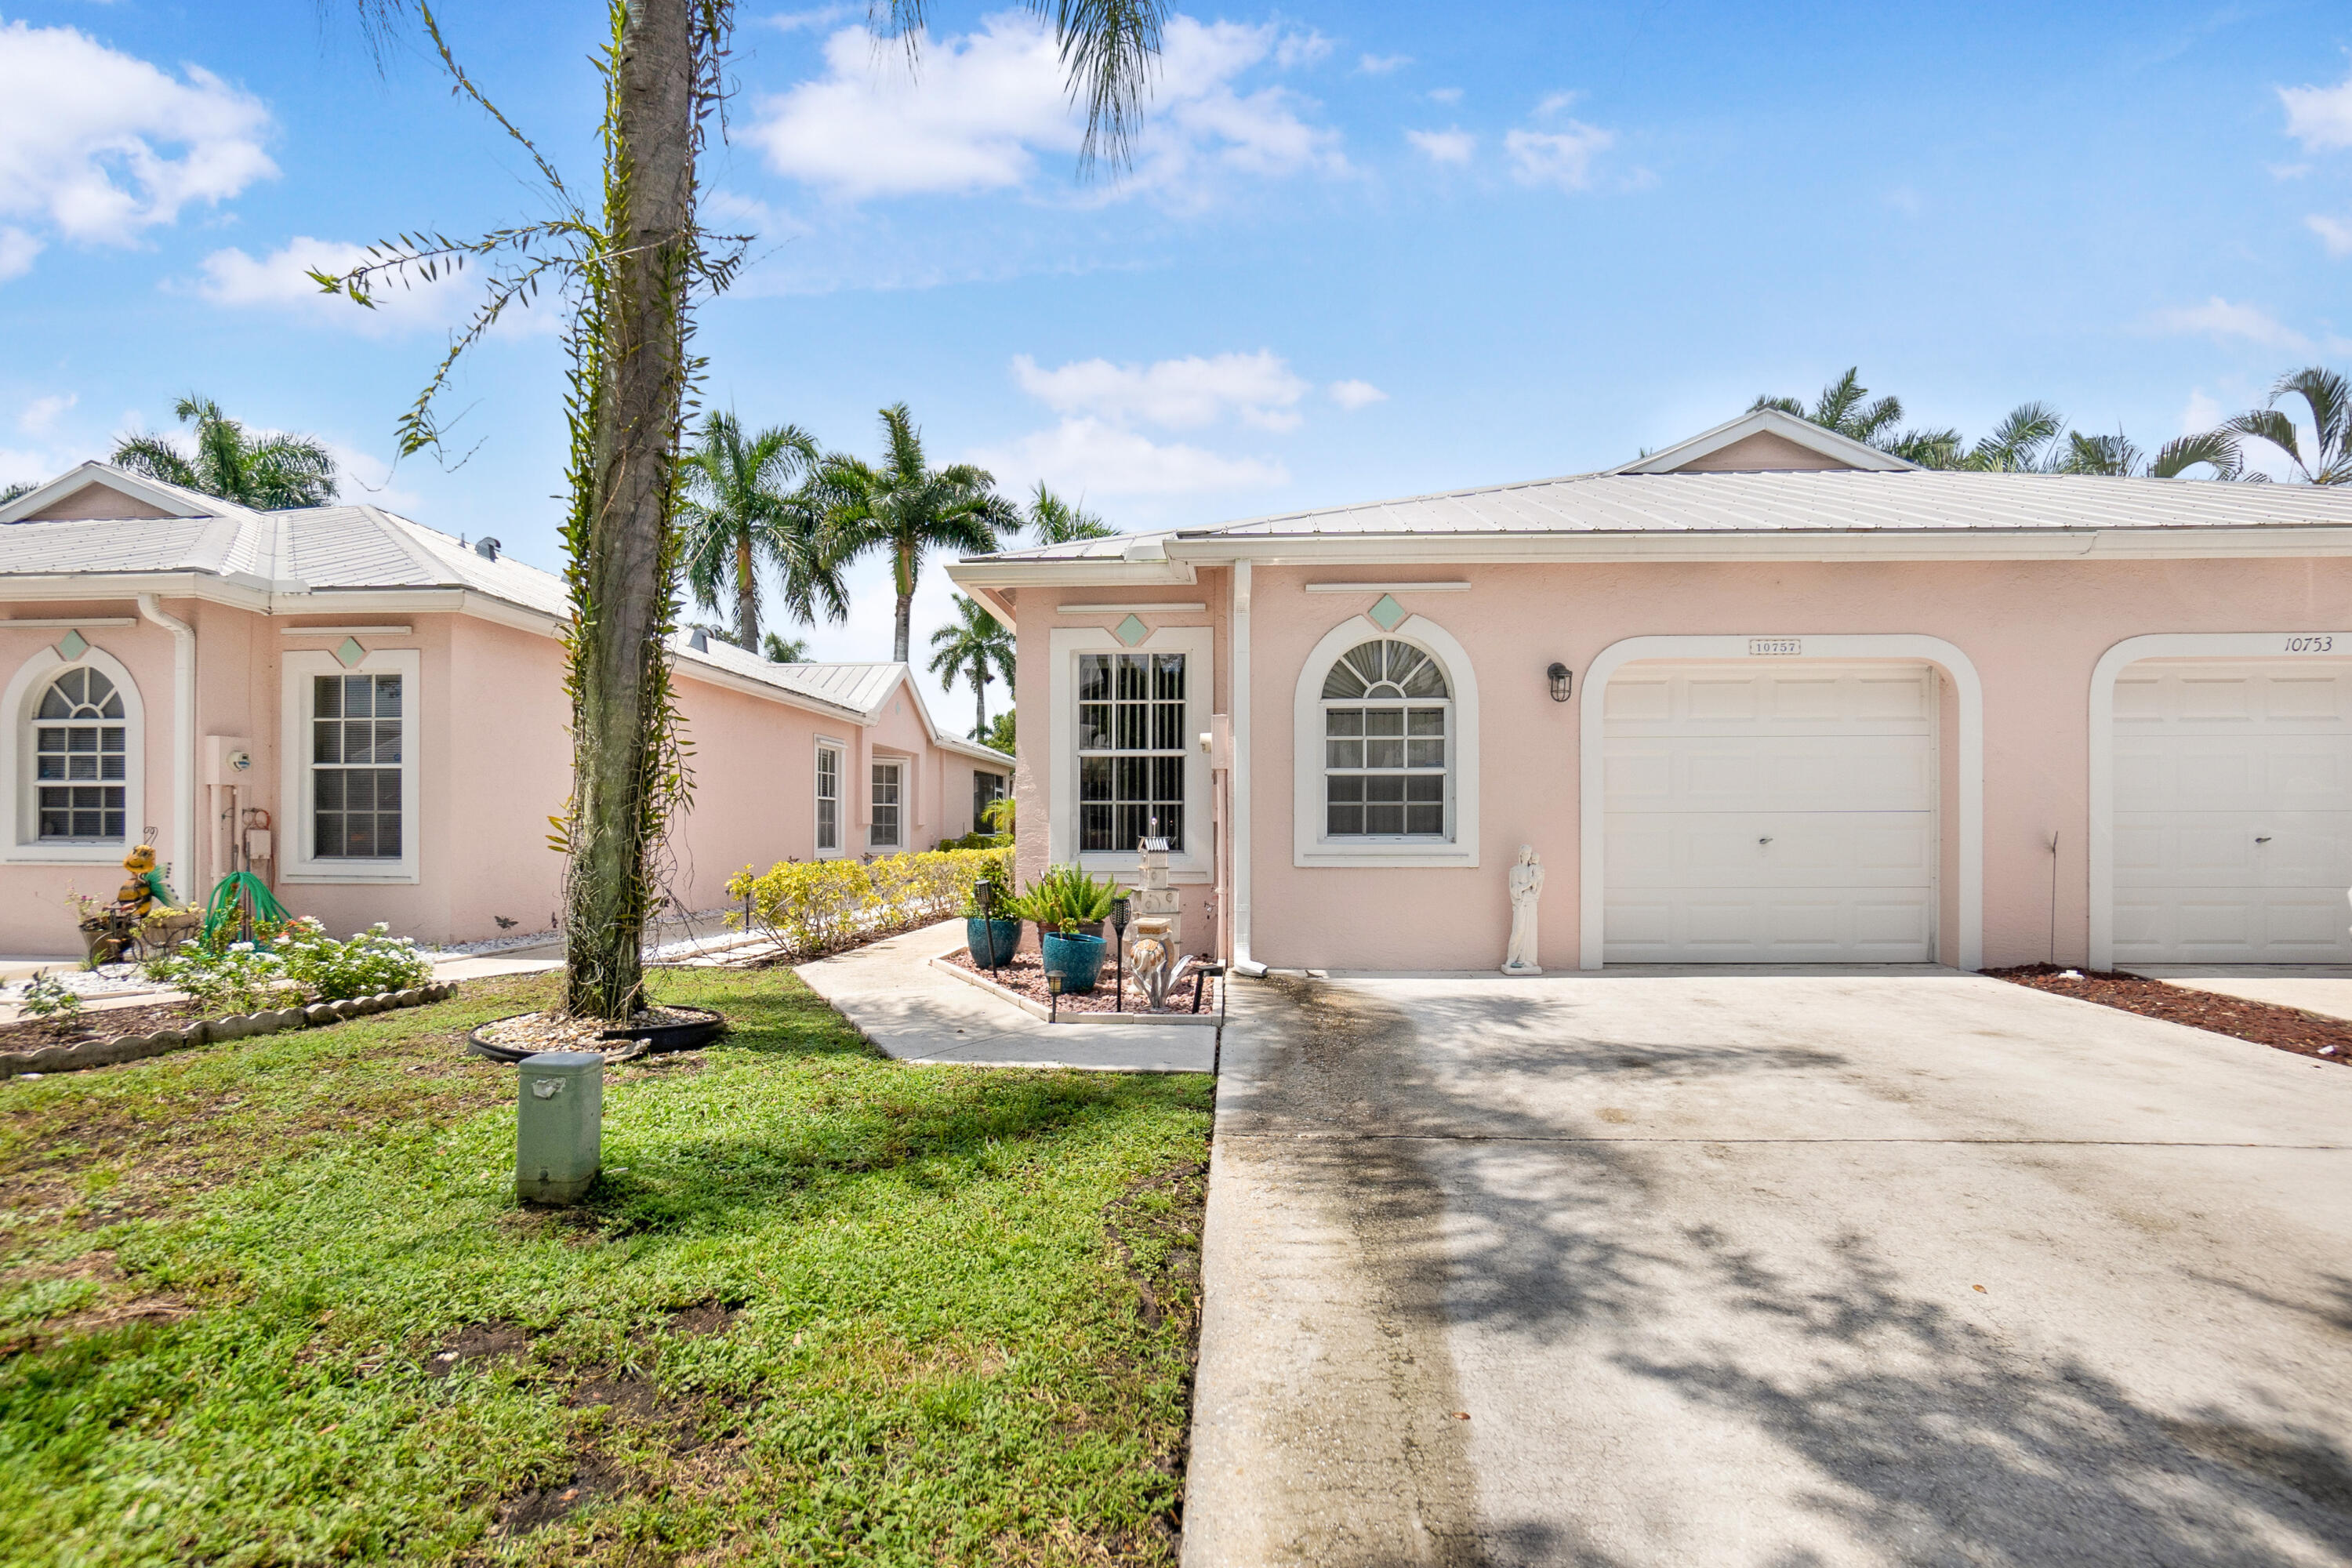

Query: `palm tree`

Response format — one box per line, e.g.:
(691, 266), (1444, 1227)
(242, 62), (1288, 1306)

(342, 0), (1163, 1021)
(763, 632), (811, 662)
(929, 594), (1015, 739)
(819, 404), (1020, 664)
(1753, 368), (1906, 447)
(2217, 367), (2352, 485)
(111, 395), (338, 509)
(1027, 481), (1116, 543)
(678, 412), (839, 653)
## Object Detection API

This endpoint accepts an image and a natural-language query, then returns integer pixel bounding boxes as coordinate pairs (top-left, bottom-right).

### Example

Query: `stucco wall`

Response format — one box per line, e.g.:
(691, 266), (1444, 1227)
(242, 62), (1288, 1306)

(0, 601), (1007, 957)
(1233, 557), (2352, 972)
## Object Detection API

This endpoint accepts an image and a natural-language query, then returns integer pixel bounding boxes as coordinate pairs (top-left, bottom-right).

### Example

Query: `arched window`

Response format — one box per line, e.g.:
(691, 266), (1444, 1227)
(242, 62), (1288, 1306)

(33, 666), (127, 842)
(1319, 638), (1450, 837)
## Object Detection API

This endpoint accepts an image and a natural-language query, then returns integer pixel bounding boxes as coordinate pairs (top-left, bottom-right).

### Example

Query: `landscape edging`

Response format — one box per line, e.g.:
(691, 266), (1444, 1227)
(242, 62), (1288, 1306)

(2, 980), (463, 1077)
(926, 951), (1220, 1025)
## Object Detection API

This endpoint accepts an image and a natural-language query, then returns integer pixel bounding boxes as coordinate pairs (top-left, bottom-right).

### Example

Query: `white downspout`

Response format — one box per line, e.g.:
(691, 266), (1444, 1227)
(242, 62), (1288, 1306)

(1230, 561), (1262, 976)
(136, 593), (196, 898)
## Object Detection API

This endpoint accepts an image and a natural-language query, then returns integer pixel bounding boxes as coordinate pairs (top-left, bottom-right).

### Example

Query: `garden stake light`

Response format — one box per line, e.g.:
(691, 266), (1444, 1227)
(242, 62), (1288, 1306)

(1109, 895), (1130, 1012)
(976, 876), (1002, 978)
(1046, 968), (1063, 1024)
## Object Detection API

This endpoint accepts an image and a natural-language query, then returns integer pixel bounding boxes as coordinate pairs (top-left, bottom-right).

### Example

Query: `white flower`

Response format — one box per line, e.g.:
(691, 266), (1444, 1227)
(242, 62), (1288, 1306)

(229, 942), (255, 953)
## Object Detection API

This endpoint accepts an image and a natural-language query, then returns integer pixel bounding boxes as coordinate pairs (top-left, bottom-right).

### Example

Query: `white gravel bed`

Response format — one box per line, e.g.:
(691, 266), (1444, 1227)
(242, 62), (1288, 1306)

(0, 963), (162, 1000)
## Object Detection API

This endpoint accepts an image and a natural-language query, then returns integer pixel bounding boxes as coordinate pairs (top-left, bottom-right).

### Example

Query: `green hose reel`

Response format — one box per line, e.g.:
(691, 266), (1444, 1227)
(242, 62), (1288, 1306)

(203, 870), (290, 942)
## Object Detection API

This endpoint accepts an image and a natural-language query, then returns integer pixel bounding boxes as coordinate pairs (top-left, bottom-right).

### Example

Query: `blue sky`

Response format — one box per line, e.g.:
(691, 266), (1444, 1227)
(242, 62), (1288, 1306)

(2, 1), (2350, 724)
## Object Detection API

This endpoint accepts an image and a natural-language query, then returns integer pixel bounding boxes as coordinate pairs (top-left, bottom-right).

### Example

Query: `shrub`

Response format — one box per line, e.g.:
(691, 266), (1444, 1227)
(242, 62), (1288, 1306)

(18, 971), (80, 1020)
(727, 845), (1014, 957)
(274, 920), (433, 1001)
(1012, 864), (1116, 935)
(142, 919), (431, 1014)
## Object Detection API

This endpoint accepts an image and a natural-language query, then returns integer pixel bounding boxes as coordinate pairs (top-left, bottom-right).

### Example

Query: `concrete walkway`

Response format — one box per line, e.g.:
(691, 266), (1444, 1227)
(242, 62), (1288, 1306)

(2128, 964), (2352, 1023)
(1185, 967), (2352, 1567)
(794, 918), (1217, 1073)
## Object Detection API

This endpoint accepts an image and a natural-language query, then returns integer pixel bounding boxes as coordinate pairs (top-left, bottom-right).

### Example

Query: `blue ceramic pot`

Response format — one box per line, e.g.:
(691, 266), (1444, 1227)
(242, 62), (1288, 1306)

(965, 916), (1022, 967)
(1040, 930), (1108, 994)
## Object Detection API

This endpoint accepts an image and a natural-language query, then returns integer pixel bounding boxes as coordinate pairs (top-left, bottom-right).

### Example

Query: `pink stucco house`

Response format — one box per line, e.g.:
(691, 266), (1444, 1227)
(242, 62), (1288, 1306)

(0, 463), (1009, 958)
(950, 408), (2352, 975)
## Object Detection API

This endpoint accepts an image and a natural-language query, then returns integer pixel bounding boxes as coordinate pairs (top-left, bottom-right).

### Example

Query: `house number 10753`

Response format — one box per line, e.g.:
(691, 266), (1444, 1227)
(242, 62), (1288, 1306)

(2284, 635), (2336, 653)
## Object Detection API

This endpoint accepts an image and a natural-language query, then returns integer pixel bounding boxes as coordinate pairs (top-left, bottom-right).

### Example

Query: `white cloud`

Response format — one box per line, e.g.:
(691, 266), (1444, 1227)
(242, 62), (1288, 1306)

(0, 20), (273, 270)
(2310, 213), (2352, 258)
(1358, 53), (1411, 75)
(1427, 86), (1462, 105)
(2280, 72), (2352, 153)
(17, 394), (74, 437)
(765, 4), (855, 31)
(748, 12), (1345, 203)
(2179, 389), (2223, 435)
(1328, 379), (1386, 410)
(1011, 350), (1308, 430)
(0, 226), (38, 283)
(1534, 90), (1582, 118)
(974, 416), (1287, 497)
(2147, 296), (2313, 352)
(191, 235), (557, 336)
(1505, 124), (1615, 191)
(1406, 127), (1475, 165)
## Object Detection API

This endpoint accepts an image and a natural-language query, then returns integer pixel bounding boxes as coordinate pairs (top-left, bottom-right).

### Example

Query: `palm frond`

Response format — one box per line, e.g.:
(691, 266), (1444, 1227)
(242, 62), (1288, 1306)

(2151, 430), (2241, 481)
(2224, 408), (2306, 477)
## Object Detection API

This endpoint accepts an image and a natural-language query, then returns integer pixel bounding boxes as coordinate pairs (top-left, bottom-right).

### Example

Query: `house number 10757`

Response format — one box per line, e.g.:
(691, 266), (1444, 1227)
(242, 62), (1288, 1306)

(2284, 635), (2336, 653)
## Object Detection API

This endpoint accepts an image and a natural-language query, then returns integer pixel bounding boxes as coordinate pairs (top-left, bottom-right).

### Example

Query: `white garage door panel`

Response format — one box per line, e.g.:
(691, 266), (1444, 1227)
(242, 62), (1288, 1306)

(2110, 661), (2352, 964)
(1603, 663), (1938, 964)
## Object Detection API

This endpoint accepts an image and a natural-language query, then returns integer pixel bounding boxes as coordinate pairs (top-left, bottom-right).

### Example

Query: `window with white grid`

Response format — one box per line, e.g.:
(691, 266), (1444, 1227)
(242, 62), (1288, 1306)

(870, 760), (902, 850)
(1320, 639), (1450, 838)
(815, 743), (841, 854)
(312, 673), (404, 858)
(33, 666), (125, 842)
(1076, 651), (1185, 853)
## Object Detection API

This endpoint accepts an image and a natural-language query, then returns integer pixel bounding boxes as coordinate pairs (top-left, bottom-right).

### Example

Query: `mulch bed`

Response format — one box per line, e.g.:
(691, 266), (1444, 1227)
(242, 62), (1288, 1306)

(477, 1007), (709, 1053)
(942, 948), (1219, 1017)
(1982, 964), (2351, 1067)
(0, 1001), (197, 1051)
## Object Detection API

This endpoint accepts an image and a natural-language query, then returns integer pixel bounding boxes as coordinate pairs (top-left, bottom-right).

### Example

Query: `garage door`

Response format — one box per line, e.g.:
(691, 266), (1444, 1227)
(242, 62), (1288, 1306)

(1603, 662), (1939, 963)
(2113, 661), (2352, 964)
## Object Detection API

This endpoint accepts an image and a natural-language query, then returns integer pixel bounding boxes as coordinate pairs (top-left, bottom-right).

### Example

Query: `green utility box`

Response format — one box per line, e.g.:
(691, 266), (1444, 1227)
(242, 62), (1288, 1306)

(515, 1050), (602, 1204)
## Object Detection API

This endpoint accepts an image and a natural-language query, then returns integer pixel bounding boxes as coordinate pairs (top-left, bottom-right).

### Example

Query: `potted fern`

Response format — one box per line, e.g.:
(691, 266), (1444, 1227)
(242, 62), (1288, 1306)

(1013, 865), (1116, 993)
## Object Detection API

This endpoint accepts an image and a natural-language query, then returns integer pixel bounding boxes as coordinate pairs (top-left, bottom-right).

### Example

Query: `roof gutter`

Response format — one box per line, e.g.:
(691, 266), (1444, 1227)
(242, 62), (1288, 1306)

(135, 593), (197, 895)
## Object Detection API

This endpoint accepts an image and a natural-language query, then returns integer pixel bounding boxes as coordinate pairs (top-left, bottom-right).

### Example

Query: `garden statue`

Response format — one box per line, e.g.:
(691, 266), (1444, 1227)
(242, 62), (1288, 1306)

(115, 844), (174, 916)
(1502, 844), (1544, 975)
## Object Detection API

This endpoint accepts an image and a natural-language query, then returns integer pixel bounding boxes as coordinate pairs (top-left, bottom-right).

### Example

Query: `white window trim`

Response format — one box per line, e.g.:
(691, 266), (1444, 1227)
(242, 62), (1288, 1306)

(813, 735), (846, 859)
(1577, 633), (1982, 972)
(1293, 613), (1480, 868)
(2086, 631), (2352, 971)
(1048, 624), (1214, 884)
(281, 648), (423, 884)
(1, 644), (147, 866)
(868, 755), (906, 852)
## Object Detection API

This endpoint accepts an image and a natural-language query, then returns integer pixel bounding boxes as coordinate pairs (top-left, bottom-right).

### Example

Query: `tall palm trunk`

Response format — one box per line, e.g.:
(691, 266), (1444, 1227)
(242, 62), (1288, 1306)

(564, 0), (695, 1020)
(893, 538), (915, 663)
(972, 674), (988, 739)
(733, 533), (758, 650)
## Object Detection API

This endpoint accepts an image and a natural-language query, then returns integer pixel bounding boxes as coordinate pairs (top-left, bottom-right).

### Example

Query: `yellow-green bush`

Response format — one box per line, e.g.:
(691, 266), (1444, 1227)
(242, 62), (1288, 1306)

(726, 844), (1016, 956)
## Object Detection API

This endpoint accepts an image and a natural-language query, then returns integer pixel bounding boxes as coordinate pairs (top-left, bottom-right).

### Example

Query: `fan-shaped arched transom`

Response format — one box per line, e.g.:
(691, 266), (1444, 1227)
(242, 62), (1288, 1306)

(1321, 639), (1450, 701)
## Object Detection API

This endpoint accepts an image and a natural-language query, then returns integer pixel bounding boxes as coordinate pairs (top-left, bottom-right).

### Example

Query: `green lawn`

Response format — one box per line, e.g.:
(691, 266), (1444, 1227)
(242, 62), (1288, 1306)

(0, 969), (1212, 1566)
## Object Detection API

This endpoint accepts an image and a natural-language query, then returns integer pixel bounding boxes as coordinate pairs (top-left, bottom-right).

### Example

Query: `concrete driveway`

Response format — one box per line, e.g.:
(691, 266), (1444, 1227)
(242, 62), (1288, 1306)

(1184, 968), (2352, 1567)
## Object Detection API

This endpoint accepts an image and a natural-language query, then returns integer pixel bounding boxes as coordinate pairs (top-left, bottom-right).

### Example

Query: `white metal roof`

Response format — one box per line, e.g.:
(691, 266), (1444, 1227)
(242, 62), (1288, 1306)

(975, 468), (2352, 564)
(0, 464), (1011, 760)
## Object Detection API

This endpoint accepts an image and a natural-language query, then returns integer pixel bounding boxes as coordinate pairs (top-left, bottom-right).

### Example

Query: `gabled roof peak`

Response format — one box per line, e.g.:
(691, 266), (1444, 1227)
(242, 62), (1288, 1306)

(1608, 406), (1918, 475)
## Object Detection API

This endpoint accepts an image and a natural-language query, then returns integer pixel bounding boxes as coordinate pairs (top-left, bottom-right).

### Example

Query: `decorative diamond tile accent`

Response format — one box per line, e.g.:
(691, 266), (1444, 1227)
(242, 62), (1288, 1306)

(54, 630), (86, 660)
(336, 637), (368, 668)
(1368, 594), (1406, 631)
(1113, 614), (1150, 648)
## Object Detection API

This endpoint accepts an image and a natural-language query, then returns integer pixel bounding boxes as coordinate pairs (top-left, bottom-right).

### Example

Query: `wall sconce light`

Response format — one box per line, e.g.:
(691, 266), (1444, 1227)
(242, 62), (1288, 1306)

(1547, 662), (1573, 702)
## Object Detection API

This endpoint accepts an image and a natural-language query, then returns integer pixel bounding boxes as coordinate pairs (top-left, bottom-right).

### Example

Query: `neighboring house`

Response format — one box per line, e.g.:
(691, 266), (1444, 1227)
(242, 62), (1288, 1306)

(949, 407), (2352, 975)
(0, 463), (1009, 957)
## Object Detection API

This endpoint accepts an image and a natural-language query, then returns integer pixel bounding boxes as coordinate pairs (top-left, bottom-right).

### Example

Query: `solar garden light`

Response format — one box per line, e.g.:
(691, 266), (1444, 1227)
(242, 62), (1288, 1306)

(1109, 895), (1131, 1012)
(1046, 967), (1064, 1023)
(975, 876), (1002, 977)
(515, 1050), (602, 1205)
